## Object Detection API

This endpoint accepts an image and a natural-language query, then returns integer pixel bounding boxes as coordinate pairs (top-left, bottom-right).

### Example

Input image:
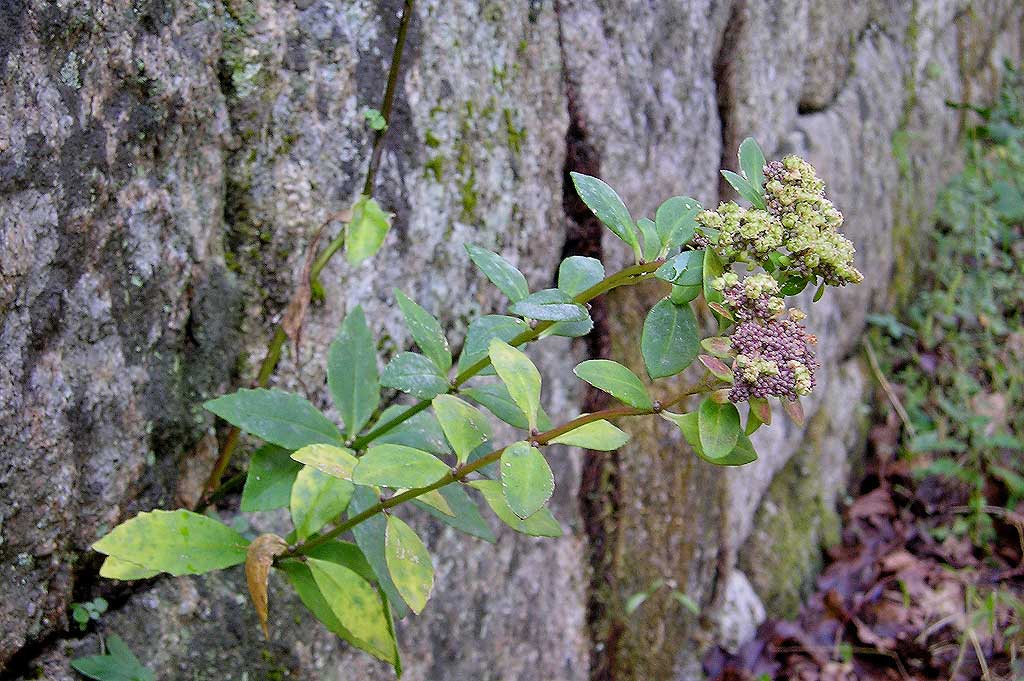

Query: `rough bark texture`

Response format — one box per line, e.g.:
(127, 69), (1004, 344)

(0, 1), (1020, 679)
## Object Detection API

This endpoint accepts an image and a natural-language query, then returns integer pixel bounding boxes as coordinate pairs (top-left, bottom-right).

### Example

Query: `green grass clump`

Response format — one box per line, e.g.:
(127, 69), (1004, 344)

(869, 62), (1024, 545)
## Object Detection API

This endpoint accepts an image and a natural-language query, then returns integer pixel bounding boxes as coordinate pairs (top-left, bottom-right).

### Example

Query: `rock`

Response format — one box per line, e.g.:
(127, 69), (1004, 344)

(712, 570), (767, 655)
(1, 0), (1021, 678)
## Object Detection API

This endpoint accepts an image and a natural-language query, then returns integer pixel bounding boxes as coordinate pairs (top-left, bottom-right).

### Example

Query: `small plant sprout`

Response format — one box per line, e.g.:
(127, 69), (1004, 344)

(364, 107), (387, 132)
(89, 138), (860, 673)
(70, 597), (108, 632)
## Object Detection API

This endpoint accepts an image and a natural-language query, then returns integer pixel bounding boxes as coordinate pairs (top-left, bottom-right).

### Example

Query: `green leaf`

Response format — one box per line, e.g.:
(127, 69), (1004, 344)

(546, 316), (595, 339)
(290, 443), (358, 480)
(698, 399), (741, 459)
(307, 558), (400, 663)
(432, 394), (492, 464)
(380, 351), (450, 400)
(655, 196), (701, 250)
(780, 274), (811, 296)
(98, 555), (159, 581)
(291, 466), (354, 542)
(738, 137), (767, 193)
(557, 256), (605, 296)
(456, 315), (529, 375)
(352, 444), (451, 488)
(625, 591), (649, 615)
(637, 217), (661, 262)
(328, 306), (380, 439)
(721, 170), (766, 210)
(394, 289), (452, 372)
(670, 284), (702, 304)
(500, 441), (554, 519)
(384, 515), (434, 615)
(468, 480), (562, 537)
(241, 445), (303, 512)
(461, 383), (553, 431)
(305, 540), (376, 582)
(573, 359), (653, 409)
(71, 635), (154, 681)
(465, 243), (530, 302)
(641, 299), (699, 379)
(671, 590), (701, 615)
(661, 410), (756, 465)
(278, 560), (400, 669)
(345, 196), (392, 266)
(92, 510), (248, 576)
(410, 483), (496, 543)
(655, 249), (704, 286)
(348, 487), (409, 618)
(548, 420), (630, 450)
(488, 339), (542, 431)
(508, 288), (589, 322)
(204, 388), (343, 450)
(466, 440), (500, 479)
(570, 172), (641, 257)
(373, 404), (452, 455)
(813, 281), (825, 302)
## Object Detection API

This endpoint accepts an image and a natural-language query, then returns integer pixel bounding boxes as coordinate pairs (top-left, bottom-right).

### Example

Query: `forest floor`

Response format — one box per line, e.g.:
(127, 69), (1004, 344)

(705, 64), (1024, 681)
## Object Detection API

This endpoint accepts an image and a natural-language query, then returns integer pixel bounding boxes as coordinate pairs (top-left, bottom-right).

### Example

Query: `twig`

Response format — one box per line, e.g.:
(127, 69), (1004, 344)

(196, 0), (418, 508)
(285, 375), (721, 557)
(863, 336), (917, 438)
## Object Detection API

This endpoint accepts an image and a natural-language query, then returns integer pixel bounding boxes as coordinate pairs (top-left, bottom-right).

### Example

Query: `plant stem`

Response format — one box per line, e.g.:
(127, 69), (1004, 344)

(196, 0), (417, 508)
(351, 260), (663, 448)
(287, 373), (719, 557)
(362, 0), (414, 197)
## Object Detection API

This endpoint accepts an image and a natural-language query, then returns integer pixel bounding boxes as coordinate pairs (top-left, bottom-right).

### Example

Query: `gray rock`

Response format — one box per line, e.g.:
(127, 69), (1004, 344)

(1, 0), (1021, 678)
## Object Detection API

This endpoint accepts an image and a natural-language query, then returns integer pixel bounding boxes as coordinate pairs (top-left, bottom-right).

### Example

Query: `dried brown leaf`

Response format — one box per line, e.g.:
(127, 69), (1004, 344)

(245, 533), (288, 638)
(781, 396), (805, 427)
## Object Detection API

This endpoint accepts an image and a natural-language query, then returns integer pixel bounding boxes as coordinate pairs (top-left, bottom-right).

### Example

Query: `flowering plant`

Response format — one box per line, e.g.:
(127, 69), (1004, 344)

(88, 138), (859, 673)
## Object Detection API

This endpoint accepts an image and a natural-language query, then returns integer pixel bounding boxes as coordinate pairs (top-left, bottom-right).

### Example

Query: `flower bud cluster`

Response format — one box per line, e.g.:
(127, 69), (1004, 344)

(763, 156), (863, 286)
(716, 275), (818, 402)
(712, 272), (785, 322)
(695, 203), (783, 262)
(728, 312), (818, 402)
(694, 155), (862, 288)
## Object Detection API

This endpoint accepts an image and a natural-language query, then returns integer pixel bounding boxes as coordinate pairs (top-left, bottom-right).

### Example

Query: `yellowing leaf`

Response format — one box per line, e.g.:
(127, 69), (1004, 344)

(397, 488), (454, 516)
(291, 467), (354, 542)
(245, 534), (288, 638)
(345, 195), (392, 266)
(384, 515), (434, 615)
(290, 444), (358, 480)
(92, 510), (249, 576)
(488, 339), (542, 431)
(548, 420), (630, 451)
(432, 394), (492, 464)
(307, 558), (397, 660)
(98, 555), (159, 581)
(468, 480), (562, 538)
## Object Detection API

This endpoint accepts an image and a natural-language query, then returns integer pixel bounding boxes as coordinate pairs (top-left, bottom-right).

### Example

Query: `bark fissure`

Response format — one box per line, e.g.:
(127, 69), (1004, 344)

(554, 6), (622, 679)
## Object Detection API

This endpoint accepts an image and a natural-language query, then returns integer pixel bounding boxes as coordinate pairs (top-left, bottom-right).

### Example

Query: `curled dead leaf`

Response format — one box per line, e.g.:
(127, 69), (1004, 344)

(781, 396), (805, 427)
(281, 225), (326, 358)
(245, 534), (288, 638)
